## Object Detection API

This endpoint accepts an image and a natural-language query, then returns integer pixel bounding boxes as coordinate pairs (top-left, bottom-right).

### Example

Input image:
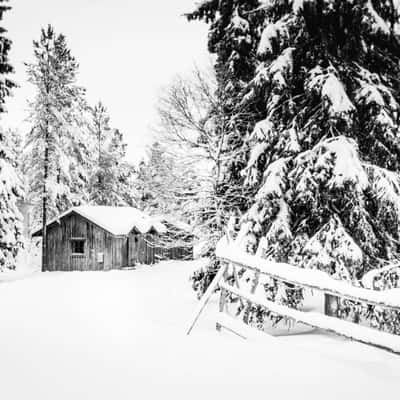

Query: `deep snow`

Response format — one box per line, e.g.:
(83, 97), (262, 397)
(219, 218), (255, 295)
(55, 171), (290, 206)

(0, 260), (399, 400)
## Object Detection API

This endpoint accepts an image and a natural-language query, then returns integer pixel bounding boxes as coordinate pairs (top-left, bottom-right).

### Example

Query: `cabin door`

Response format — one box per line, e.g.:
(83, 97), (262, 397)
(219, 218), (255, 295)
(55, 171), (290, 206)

(129, 234), (139, 266)
(70, 238), (87, 271)
(70, 255), (86, 271)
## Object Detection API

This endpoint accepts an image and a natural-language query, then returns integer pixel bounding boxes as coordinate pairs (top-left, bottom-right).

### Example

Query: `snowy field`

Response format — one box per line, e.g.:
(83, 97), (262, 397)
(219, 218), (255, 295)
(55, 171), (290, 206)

(0, 260), (399, 400)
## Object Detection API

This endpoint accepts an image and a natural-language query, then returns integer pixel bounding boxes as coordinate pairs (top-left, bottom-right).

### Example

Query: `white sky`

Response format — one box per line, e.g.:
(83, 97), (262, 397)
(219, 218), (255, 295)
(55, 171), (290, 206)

(1, 0), (209, 163)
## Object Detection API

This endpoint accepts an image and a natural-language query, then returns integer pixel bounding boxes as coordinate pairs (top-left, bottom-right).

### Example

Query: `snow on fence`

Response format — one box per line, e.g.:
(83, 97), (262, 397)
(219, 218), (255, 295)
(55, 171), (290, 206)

(187, 237), (400, 355)
(362, 264), (400, 290)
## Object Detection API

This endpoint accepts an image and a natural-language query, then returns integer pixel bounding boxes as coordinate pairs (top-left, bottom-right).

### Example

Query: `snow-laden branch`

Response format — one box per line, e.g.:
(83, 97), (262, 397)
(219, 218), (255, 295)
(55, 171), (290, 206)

(306, 66), (355, 119)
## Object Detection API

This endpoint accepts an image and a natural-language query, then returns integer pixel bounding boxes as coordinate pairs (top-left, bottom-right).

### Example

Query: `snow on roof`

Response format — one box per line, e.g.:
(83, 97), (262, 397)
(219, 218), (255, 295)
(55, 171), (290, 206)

(32, 206), (167, 237)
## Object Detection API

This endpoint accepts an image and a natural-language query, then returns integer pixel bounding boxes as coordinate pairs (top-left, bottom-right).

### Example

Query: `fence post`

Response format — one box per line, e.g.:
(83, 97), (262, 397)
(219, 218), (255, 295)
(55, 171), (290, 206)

(186, 261), (228, 335)
(324, 294), (339, 317)
(244, 269), (260, 325)
(216, 263), (229, 331)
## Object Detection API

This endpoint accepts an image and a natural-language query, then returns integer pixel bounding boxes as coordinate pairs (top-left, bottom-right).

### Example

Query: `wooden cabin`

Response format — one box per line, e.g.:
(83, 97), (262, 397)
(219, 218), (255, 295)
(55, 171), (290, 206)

(31, 206), (193, 272)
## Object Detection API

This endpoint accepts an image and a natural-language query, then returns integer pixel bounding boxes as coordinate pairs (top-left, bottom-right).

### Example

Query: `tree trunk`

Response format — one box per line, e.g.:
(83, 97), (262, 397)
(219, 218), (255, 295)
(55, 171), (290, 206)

(41, 125), (49, 272)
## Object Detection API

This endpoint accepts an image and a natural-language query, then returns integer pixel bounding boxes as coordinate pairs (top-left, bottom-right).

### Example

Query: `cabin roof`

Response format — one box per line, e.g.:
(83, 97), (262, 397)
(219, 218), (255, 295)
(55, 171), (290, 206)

(31, 206), (167, 237)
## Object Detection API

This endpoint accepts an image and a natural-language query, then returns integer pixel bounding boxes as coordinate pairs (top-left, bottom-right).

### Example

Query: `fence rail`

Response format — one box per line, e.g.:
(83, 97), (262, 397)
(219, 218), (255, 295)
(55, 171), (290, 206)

(187, 237), (400, 355)
(362, 264), (400, 290)
(216, 243), (400, 311)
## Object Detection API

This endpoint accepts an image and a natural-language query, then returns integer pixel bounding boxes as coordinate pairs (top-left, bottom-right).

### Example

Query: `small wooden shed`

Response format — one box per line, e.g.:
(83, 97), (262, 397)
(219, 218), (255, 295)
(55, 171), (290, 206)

(129, 217), (194, 265)
(31, 206), (193, 272)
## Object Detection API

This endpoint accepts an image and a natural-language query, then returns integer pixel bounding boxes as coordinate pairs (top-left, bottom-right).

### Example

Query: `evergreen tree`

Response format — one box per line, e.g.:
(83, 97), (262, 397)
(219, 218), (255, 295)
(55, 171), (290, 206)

(135, 141), (198, 217)
(135, 141), (179, 213)
(0, 128), (23, 271)
(91, 101), (111, 165)
(25, 26), (92, 221)
(189, 1), (400, 302)
(0, 0), (14, 113)
(0, 1), (23, 270)
(135, 159), (150, 208)
(88, 102), (132, 206)
(3, 128), (22, 166)
(24, 26), (92, 270)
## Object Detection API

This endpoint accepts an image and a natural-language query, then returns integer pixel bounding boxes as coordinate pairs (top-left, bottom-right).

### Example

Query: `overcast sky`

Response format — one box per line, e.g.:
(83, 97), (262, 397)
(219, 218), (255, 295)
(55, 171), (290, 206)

(1, 0), (209, 163)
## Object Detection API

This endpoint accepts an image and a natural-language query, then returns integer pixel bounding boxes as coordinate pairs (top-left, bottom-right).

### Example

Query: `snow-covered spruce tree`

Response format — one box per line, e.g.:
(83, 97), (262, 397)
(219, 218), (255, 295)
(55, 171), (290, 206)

(135, 142), (166, 213)
(239, 0), (400, 278)
(24, 25), (93, 226)
(0, 1), (14, 113)
(135, 141), (189, 215)
(25, 26), (93, 270)
(88, 102), (132, 206)
(90, 101), (111, 165)
(190, 1), (400, 329)
(0, 129), (24, 271)
(0, 1), (23, 271)
(3, 128), (22, 166)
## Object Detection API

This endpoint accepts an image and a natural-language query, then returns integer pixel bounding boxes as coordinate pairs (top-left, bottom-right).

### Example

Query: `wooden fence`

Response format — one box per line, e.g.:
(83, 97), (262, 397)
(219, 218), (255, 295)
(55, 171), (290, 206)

(187, 239), (400, 355)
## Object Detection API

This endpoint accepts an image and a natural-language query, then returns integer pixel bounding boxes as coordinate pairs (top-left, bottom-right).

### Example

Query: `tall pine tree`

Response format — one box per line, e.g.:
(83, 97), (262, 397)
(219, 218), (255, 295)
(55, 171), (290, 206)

(88, 102), (133, 206)
(135, 141), (178, 213)
(24, 26), (93, 270)
(0, 1), (23, 271)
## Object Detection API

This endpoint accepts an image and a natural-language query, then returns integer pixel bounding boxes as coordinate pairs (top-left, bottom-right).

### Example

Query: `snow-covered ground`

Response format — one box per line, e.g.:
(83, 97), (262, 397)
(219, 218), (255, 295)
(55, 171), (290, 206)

(0, 260), (399, 400)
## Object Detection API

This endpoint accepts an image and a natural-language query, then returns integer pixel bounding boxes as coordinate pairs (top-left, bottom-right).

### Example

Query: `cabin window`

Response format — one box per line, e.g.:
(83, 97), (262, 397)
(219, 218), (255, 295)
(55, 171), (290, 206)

(71, 239), (85, 255)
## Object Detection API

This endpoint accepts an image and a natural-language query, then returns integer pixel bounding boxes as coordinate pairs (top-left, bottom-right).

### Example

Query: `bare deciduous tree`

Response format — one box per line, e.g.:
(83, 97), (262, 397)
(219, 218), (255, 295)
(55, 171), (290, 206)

(155, 66), (254, 295)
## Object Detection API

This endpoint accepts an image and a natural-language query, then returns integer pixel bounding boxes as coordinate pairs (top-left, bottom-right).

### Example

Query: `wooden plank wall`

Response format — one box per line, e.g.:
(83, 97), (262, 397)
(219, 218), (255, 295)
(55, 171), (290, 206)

(128, 233), (153, 265)
(45, 213), (128, 271)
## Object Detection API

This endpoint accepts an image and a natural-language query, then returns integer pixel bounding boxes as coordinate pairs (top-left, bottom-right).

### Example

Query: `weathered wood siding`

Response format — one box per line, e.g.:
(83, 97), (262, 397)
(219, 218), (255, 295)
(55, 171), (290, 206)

(45, 212), (128, 271)
(128, 233), (154, 265)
